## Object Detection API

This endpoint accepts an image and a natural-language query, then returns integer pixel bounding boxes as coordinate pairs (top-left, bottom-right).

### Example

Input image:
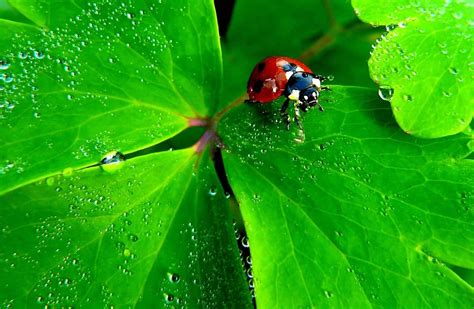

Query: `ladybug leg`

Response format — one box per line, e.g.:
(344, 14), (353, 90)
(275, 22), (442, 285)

(320, 86), (331, 92)
(280, 98), (291, 130)
(294, 103), (304, 131)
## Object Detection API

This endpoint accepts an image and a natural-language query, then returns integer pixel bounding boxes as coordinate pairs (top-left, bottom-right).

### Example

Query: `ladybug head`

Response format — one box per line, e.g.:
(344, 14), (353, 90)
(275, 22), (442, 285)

(298, 87), (320, 112)
(284, 72), (323, 112)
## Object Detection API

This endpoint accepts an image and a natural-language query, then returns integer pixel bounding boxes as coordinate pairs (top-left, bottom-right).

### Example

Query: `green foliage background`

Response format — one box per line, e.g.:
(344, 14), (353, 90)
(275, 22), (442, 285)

(0, 0), (472, 307)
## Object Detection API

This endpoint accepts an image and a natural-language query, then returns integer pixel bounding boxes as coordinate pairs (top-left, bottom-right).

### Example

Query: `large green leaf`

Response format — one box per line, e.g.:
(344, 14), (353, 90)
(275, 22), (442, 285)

(219, 86), (474, 307)
(0, 0), (221, 194)
(352, 0), (473, 138)
(0, 148), (251, 307)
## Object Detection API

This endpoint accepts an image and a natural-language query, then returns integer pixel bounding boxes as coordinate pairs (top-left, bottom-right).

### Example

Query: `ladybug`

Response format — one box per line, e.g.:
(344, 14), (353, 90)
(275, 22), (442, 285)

(247, 56), (330, 129)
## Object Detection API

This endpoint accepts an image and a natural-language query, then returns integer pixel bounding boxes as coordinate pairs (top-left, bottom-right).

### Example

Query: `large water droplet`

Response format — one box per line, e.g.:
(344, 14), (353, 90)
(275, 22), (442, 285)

(378, 86), (394, 101)
(100, 151), (125, 173)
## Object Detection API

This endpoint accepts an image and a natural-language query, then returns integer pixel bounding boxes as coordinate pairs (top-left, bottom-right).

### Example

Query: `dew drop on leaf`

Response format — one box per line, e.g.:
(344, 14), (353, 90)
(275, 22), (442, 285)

(2, 74), (13, 83)
(0, 60), (10, 70)
(241, 236), (249, 248)
(18, 51), (27, 59)
(208, 186), (217, 196)
(46, 177), (55, 186)
(164, 293), (174, 303)
(33, 51), (45, 59)
(378, 86), (394, 101)
(167, 272), (180, 283)
(100, 151), (125, 173)
(398, 21), (407, 28)
(442, 90), (452, 97)
(324, 290), (334, 298)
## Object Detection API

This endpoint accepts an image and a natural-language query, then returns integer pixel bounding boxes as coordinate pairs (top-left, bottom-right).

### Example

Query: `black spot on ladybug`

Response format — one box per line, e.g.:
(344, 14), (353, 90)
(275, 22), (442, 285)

(252, 80), (264, 93)
(257, 62), (266, 72)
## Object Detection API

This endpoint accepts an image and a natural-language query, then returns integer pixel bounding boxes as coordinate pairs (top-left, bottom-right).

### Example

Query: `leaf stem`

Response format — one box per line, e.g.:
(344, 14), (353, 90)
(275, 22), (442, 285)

(212, 92), (248, 124)
(321, 0), (339, 30)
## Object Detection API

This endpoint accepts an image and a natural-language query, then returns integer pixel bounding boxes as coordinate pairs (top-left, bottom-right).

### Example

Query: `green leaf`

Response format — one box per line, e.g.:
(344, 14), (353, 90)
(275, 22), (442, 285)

(0, 148), (251, 307)
(351, 0), (473, 138)
(0, 0), (29, 22)
(0, 0), (221, 194)
(219, 86), (474, 307)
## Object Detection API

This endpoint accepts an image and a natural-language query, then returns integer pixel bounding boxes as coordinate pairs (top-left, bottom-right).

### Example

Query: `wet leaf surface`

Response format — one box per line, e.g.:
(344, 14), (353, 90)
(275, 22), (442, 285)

(0, 0), (221, 193)
(219, 86), (474, 307)
(0, 149), (251, 307)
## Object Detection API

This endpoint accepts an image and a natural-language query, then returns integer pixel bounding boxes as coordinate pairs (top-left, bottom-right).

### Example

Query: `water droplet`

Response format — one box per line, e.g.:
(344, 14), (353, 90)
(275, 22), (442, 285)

(403, 94), (413, 102)
(167, 272), (180, 283)
(378, 86), (394, 102)
(241, 236), (249, 248)
(208, 186), (217, 196)
(101, 151), (125, 173)
(0, 61), (10, 70)
(398, 21), (406, 28)
(3, 74), (13, 83)
(18, 52), (27, 59)
(164, 293), (174, 303)
(33, 111), (41, 118)
(33, 51), (44, 59)
(448, 67), (458, 75)
(46, 177), (55, 186)
(123, 248), (131, 257)
(324, 290), (334, 298)
(128, 234), (138, 242)
(442, 91), (452, 97)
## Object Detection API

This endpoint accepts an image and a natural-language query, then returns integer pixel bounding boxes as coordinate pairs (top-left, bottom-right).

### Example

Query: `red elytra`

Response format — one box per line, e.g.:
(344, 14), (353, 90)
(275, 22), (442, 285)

(247, 56), (313, 103)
